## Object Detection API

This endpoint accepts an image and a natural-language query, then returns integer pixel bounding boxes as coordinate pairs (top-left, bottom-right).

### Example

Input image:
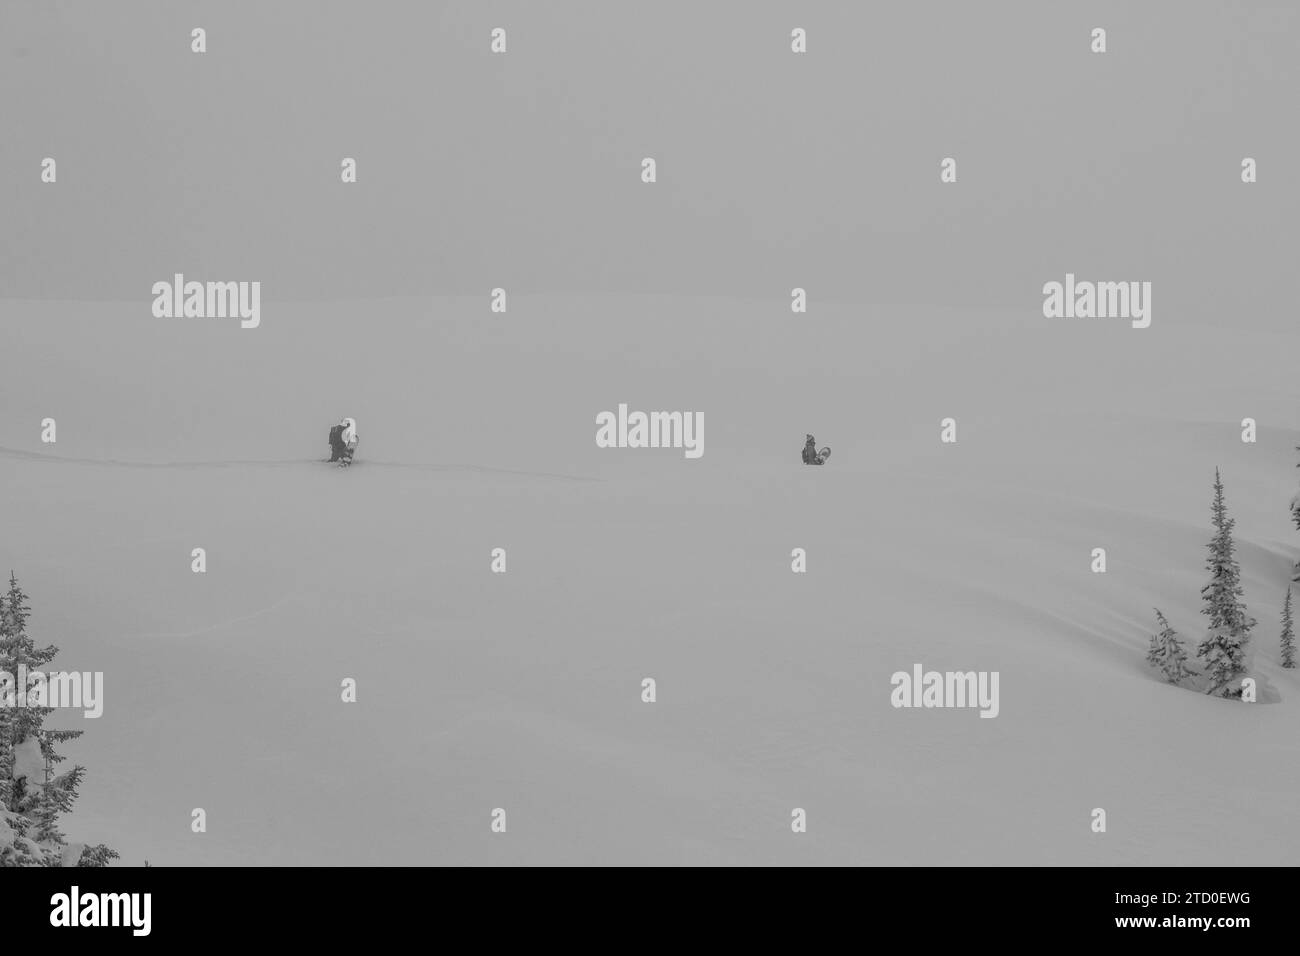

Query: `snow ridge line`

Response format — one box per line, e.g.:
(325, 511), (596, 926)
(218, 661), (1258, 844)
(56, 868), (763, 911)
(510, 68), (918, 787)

(0, 445), (600, 482)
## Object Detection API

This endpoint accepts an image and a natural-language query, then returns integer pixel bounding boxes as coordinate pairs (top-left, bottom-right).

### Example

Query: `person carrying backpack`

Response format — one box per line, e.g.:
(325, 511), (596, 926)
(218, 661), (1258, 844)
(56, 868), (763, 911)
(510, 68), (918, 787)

(328, 421), (347, 462)
(338, 418), (358, 465)
(802, 434), (830, 465)
(802, 434), (821, 465)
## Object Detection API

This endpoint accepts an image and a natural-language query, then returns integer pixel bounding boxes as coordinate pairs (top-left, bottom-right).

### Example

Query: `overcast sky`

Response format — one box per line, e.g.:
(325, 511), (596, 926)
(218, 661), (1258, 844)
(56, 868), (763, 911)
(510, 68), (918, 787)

(2, 1), (1297, 325)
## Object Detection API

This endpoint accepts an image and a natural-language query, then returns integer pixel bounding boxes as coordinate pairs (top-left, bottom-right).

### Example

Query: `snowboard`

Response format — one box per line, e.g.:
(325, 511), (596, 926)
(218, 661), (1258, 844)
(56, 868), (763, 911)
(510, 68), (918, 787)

(817, 447), (831, 464)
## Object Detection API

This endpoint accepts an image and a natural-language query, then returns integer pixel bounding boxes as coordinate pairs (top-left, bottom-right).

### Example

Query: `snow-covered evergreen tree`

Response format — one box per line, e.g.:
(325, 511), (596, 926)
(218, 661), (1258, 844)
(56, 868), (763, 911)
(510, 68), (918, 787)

(1281, 586), (1296, 669)
(1293, 445), (1300, 532)
(77, 843), (121, 867)
(1292, 445), (1300, 581)
(0, 574), (115, 867)
(1146, 608), (1192, 684)
(1196, 470), (1256, 697)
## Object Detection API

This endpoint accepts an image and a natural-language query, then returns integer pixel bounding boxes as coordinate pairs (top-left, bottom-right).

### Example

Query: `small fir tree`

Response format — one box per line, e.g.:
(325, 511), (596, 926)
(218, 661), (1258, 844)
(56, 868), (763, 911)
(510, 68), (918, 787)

(1146, 608), (1192, 684)
(1281, 587), (1296, 669)
(1293, 445), (1300, 532)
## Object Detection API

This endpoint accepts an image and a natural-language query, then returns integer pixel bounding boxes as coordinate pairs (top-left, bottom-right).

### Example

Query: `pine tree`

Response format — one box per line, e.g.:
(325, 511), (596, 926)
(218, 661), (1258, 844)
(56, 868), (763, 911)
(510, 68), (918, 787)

(1293, 446), (1300, 581)
(1281, 587), (1296, 669)
(0, 574), (114, 866)
(1146, 608), (1192, 684)
(1293, 445), (1300, 532)
(77, 844), (121, 867)
(1196, 470), (1256, 697)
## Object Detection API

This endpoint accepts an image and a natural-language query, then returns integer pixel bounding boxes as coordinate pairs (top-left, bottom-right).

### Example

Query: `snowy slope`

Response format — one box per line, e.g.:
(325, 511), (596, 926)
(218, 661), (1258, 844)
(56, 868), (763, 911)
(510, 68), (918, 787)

(2, 295), (1297, 865)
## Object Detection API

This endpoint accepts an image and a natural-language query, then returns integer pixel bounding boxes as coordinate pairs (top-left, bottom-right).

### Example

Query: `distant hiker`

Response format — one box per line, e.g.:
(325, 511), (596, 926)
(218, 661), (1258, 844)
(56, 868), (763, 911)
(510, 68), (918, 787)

(339, 417), (359, 465)
(328, 422), (347, 462)
(340, 416), (361, 465)
(802, 434), (831, 466)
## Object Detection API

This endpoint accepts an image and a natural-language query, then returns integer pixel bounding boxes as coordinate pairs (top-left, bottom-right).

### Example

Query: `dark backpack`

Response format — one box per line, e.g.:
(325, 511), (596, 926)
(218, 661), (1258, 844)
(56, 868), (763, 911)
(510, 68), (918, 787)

(328, 424), (344, 449)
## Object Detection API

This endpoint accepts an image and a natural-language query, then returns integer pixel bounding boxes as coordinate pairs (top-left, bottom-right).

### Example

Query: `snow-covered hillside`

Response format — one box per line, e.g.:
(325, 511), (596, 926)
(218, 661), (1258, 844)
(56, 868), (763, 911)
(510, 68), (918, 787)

(2, 295), (1297, 865)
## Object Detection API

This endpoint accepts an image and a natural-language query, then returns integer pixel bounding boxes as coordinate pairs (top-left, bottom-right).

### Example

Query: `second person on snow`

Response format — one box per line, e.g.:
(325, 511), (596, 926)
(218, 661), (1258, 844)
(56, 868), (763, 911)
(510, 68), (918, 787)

(802, 434), (830, 465)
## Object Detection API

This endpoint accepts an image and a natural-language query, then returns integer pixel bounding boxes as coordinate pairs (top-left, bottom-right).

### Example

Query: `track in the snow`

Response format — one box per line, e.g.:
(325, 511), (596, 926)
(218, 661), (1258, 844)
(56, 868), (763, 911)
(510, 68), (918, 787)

(0, 446), (601, 483)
